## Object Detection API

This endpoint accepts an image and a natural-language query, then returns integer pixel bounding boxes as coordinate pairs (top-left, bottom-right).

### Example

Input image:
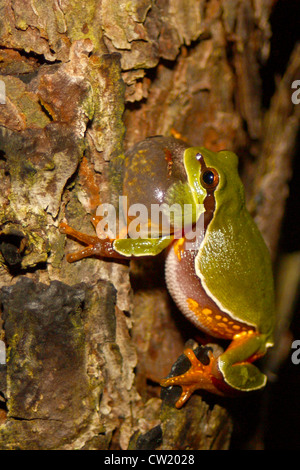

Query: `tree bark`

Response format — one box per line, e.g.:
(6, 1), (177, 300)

(0, 0), (299, 450)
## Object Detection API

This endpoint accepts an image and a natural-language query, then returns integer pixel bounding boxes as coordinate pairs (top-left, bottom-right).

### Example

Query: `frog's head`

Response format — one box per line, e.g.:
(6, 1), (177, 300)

(184, 147), (246, 214)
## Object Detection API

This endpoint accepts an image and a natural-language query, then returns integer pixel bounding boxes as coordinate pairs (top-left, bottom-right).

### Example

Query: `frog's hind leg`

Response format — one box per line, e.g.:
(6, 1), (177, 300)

(161, 348), (225, 408)
(217, 330), (268, 392)
(161, 330), (268, 408)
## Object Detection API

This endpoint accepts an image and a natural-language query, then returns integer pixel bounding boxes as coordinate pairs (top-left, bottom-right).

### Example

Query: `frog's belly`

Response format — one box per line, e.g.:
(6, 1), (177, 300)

(165, 237), (252, 340)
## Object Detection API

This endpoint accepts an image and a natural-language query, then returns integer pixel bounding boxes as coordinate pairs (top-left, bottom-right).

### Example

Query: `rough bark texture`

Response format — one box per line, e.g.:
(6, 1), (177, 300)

(0, 0), (299, 450)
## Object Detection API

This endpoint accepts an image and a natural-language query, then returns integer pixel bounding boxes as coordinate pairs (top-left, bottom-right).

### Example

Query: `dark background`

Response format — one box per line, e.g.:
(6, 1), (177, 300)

(234, 0), (300, 450)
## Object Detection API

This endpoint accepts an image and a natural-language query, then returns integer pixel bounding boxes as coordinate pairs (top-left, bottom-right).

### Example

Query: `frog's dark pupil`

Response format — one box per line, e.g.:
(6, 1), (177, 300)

(202, 170), (215, 185)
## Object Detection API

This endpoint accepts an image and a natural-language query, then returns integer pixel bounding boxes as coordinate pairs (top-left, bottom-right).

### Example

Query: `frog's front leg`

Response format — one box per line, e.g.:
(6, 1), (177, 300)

(59, 222), (125, 261)
(59, 222), (174, 261)
(161, 330), (268, 408)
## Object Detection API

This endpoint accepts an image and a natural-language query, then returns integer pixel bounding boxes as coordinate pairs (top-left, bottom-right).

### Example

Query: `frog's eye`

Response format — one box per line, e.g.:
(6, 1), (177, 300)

(201, 168), (219, 189)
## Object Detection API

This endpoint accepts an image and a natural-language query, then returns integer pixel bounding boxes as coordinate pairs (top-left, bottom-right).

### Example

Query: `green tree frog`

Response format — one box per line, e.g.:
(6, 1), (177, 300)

(60, 136), (275, 408)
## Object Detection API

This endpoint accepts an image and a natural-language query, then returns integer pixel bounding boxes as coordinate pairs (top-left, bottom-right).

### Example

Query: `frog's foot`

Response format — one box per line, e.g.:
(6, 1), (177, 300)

(161, 333), (269, 407)
(160, 348), (224, 408)
(59, 222), (124, 262)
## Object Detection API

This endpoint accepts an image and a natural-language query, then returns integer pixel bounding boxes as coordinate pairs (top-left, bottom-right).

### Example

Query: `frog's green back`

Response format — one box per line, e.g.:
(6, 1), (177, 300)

(195, 149), (275, 341)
